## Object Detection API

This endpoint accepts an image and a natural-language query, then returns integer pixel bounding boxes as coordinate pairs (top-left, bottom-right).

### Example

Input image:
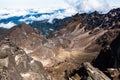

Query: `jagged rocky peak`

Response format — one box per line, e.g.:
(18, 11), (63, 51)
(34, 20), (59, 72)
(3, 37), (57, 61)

(4, 23), (46, 53)
(7, 23), (44, 38)
(108, 8), (120, 16)
(0, 38), (49, 80)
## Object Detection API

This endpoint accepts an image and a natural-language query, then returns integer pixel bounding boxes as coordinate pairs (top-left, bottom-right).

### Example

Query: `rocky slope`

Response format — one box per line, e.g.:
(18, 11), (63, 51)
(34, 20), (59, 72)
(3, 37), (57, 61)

(4, 23), (46, 53)
(0, 38), (49, 80)
(0, 8), (120, 79)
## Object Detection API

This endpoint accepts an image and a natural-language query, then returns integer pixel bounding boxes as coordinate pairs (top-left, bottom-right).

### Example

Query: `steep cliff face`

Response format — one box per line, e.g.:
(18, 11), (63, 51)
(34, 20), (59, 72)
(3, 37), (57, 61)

(110, 34), (120, 68)
(93, 33), (120, 71)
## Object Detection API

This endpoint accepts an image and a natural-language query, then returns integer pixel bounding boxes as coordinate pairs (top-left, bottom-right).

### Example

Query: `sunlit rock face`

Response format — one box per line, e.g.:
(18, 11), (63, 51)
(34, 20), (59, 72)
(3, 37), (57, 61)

(0, 38), (49, 80)
(0, 8), (120, 79)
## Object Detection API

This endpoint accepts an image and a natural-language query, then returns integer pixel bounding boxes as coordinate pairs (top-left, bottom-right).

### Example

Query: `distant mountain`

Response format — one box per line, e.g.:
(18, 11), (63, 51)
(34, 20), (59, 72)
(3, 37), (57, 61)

(0, 8), (76, 28)
(30, 8), (120, 36)
(0, 27), (8, 39)
(30, 17), (71, 36)
(0, 27), (8, 35)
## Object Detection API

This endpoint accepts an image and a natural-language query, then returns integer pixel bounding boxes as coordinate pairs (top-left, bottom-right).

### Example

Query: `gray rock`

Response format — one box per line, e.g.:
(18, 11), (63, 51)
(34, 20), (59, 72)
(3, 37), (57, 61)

(0, 39), (49, 80)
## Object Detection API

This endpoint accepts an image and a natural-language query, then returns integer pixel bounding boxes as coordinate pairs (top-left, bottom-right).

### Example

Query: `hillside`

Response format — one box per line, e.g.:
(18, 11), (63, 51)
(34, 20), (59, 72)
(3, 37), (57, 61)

(0, 8), (120, 80)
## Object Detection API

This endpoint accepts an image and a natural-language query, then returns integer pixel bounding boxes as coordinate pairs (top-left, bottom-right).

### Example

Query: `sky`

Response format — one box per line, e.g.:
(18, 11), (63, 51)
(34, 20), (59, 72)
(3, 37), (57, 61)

(0, 0), (70, 9)
(65, 0), (120, 13)
(0, 0), (120, 12)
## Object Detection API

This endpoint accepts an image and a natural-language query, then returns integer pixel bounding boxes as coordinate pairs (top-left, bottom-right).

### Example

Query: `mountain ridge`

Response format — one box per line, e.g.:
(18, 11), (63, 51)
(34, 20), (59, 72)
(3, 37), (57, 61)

(0, 8), (120, 80)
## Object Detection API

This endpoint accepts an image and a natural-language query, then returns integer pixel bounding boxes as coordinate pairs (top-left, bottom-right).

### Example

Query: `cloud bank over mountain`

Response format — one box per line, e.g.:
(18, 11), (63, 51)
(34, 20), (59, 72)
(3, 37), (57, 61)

(65, 0), (120, 13)
(0, 8), (76, 28)
(0, 0), (120, 28)
(0, 22), (16, 28)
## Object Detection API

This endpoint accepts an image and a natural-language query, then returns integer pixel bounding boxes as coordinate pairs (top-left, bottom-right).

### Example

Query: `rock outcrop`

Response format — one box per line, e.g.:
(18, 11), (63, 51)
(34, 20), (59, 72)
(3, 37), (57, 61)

(5, 23), (46, 52)
(93, 33), (120, 70)
(0, 38), (48, 80)
(92, 33), (120, 80)
(83, 62), (110, 80)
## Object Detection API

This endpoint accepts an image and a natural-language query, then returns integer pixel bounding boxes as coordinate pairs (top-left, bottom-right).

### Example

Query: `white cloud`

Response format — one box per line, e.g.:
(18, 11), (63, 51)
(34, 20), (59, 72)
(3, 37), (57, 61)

(48, 8), (77, 23)
(19, 8), (77, 23)
(65, 0), (120, 13)
(107, 0), (120, 9)
(0, 8), (75, 25)
(0, 9), (30, 19)
(19, 15), (50, 22)
(0, 0), (70, 9)
(0, 8), (75, 21)
(0, 22), (16, 28)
